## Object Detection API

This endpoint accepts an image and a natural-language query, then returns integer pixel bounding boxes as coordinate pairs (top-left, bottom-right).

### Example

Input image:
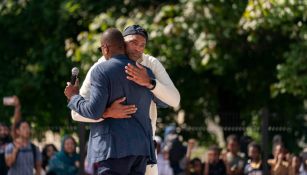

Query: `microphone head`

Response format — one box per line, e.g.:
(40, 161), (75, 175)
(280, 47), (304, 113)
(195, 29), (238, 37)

(71, 67), (79, 76)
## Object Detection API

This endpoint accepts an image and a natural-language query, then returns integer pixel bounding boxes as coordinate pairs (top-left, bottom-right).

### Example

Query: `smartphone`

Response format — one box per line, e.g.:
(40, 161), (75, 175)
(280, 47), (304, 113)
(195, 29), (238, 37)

(3, 96), (15, 106)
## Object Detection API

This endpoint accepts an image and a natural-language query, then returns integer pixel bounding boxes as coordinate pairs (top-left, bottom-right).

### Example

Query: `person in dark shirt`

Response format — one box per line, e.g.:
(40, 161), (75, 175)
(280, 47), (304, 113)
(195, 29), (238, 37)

(0, 123), (11, 175)
(244, 142), (263, 175)
(42, 144), (58, 171)
(204, 145), (226, 175)
(185, 139), (203, 175)
(48, 136), (80, 175)
(1, 95), (21, 175)
(223, 135), (245, 175)
(188, 158), (203, 175)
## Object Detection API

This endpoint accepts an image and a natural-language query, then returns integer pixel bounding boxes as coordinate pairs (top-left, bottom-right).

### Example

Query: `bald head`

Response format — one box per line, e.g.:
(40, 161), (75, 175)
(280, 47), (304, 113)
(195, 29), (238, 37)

(100, 28), (125, 59)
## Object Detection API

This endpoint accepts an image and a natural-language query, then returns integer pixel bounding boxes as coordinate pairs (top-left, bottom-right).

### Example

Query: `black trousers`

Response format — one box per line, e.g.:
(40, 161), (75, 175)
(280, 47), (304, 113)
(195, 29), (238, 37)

(95, 155), (147, 175)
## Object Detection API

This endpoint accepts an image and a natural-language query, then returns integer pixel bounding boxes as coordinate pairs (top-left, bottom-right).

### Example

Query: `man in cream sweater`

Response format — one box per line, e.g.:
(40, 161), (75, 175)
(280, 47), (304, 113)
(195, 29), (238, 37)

(71, 25), (180, 174)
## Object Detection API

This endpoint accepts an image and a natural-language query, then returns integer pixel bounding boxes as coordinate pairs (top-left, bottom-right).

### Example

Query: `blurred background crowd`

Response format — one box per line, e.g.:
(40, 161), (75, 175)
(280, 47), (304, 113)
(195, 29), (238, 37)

(0, 96), (306, 175)
(1, 0), (307, 175)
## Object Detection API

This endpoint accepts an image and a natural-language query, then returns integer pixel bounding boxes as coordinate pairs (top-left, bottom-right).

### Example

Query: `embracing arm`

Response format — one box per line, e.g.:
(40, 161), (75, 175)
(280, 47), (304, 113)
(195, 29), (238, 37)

(71, 110), (103, 122)
(70, 58), (136, 122)
(126, 55), (180, 108)
(70, 63), (104, 122)
(150, 58), (180, 108)
(70, 59), (103, 122)
(71, 96), (136, 122)
(68, 67), (108, 119)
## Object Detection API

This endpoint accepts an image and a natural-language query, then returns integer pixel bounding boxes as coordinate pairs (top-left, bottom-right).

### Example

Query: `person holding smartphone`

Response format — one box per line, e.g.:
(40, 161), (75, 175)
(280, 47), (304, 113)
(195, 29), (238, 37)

(1, 95), (21, 175)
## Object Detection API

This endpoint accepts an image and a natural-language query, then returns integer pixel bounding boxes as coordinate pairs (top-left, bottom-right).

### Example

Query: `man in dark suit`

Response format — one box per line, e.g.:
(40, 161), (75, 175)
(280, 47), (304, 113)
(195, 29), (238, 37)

(65, 28), (156, 174)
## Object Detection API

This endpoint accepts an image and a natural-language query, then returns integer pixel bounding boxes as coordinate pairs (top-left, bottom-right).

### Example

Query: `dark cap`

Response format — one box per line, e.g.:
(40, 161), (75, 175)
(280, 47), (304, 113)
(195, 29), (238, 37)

(123, 25), (148, 41)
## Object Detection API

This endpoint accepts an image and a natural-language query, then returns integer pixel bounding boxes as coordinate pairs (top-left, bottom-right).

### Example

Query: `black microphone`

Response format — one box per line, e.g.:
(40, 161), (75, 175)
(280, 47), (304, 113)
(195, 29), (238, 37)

(71, 67), (79, 85)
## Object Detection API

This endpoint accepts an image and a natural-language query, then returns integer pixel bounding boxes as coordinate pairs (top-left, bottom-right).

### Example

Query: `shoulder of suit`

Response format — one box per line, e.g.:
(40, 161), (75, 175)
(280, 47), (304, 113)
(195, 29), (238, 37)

(89, 57), (106, 70)
(98, 57), (106, 63)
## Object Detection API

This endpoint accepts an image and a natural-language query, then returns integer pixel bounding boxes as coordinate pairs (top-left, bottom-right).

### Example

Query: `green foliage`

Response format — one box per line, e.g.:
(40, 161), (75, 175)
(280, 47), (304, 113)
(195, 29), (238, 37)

(0, 0), (83, 127)
(0, 0), (306, 150)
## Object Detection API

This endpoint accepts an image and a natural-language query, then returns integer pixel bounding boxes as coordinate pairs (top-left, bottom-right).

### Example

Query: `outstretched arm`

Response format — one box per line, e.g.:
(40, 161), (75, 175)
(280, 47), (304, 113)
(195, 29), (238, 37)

(11, 96), (21, 139)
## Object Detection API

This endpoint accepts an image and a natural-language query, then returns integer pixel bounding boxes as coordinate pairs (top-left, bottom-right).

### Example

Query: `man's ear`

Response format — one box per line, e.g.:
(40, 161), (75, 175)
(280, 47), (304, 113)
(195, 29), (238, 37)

(103, 47), (109, 56)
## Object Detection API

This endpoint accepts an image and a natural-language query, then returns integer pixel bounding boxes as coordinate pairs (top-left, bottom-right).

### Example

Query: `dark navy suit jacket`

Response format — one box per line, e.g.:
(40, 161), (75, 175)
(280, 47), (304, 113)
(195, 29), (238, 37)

(68, 55), (156, 165)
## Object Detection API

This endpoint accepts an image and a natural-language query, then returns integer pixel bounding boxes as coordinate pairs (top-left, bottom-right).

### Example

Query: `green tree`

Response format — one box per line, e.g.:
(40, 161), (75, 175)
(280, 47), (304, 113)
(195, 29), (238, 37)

(0, 0), (306, 151)
(68, 0), (306, 150)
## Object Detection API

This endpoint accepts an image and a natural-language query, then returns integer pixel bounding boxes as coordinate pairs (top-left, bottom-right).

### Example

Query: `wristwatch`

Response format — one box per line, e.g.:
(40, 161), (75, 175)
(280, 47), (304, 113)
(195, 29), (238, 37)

(149, 79), (156, 90)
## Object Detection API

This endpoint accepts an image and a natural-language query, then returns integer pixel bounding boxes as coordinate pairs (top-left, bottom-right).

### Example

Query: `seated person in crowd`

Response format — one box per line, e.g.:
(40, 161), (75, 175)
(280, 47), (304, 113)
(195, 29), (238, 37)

(48, 136), (80, 175)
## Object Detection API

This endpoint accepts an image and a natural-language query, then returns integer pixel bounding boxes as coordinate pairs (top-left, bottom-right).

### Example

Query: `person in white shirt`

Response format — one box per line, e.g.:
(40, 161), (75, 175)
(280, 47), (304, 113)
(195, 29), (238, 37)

(71, 25), (180, 175)
(155, 136), (174, 175)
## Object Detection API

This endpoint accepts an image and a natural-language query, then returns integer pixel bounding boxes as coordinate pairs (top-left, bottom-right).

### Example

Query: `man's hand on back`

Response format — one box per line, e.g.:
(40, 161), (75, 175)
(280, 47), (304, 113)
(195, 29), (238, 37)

(125, 62), (152, 88)
(64, 79), (79, 101)
(103, 97), (137, 119)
